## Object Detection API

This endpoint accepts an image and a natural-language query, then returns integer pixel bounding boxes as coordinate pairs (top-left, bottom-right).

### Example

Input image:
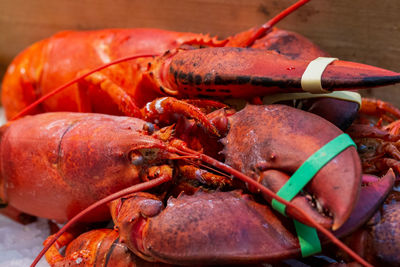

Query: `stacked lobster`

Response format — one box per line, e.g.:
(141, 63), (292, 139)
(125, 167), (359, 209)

(1, 0), (400, 266)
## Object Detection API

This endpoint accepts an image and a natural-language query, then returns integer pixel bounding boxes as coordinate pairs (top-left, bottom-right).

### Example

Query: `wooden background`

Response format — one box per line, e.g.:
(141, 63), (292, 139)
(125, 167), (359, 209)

(0, 0), (399, 104)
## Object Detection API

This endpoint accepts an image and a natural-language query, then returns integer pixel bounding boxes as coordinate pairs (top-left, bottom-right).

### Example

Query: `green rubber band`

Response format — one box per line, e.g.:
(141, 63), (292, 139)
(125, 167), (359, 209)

(293, 220), (322, 257)
(270, 133), (356, 257)
(271, 133), (356, 214)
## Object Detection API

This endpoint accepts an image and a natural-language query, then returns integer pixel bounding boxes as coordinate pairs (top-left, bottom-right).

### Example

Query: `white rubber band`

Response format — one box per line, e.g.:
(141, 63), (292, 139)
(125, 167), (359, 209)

(301, 57), (338, 94)
(262, 91), (362, 107)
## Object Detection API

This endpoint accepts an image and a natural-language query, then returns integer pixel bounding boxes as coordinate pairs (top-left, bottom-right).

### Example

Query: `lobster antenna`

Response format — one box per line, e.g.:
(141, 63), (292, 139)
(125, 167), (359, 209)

(238, 0), (311, 47)
(11, 53), (158, 121)
(183, 158), (232, 179)
(31, 175), (171, 267)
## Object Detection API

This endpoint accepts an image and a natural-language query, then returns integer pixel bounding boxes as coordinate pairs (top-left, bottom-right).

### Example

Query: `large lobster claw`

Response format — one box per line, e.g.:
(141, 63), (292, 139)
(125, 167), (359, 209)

(111, 190), (302, 265)
(220, 105), (362, 230)
(149, 47), (400, 98)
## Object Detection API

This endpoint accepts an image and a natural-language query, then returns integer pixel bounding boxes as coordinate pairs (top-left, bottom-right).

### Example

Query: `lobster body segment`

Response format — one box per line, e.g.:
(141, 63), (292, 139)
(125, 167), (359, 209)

(0, 112), (166, 222)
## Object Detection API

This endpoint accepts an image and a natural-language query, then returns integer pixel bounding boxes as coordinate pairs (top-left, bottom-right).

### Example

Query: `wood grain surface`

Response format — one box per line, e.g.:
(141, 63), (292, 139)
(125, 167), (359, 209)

(0, 0), (399, 103)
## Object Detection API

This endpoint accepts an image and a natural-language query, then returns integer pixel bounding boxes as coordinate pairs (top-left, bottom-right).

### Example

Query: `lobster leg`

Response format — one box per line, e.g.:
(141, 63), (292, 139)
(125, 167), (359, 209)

(140, 97), (220, 136)
(78, 70), (142, 117)
(177, 164), (233, 187)
(360, 98), (400, 120)
(384, 120), (400, 136)
(44, 230), (76, 266)
(0, 205), (36, 225)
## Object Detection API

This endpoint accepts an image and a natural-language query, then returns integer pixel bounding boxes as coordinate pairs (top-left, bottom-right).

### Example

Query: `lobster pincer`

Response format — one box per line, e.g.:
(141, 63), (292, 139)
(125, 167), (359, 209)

(218, 104), (362, 231)
(147, 47), (400, 99)
(110, 190), (303, 265)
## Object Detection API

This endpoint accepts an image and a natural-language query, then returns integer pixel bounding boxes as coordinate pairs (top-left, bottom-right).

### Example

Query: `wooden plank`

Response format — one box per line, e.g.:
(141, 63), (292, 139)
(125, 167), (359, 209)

(0, 0), (399, 104)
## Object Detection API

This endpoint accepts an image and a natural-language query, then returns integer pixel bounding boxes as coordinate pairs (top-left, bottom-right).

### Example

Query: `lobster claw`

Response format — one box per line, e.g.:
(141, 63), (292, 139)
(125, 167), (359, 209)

(149, 47), (400, 98)
(333, 169), (396, 238)
(111, 190), (303, 265)
(220, 104), (362, 230)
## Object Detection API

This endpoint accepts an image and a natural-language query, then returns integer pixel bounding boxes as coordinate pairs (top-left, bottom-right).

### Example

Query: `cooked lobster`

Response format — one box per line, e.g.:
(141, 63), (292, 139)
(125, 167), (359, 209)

(0, 0), (398, 266)
(2, 0), (400, 124)
(0, 105), (377, 266)
(42, 170), (396, 266)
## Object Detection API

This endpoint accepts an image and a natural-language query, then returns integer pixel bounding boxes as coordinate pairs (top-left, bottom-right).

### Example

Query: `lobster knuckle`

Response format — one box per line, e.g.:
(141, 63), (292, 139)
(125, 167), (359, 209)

(250, 28), (330, 60)
(367, 202), (400, 265)
(148, 165), (173, 180)
(111, 192), (162, 224)
(111, 192), (163, 262)
(146, 49), (181, 97)
(58, 229), (172, 267)
(58, 229), (120, 266)
(222, 104), (362, 230)
(130, 190), (301, 265)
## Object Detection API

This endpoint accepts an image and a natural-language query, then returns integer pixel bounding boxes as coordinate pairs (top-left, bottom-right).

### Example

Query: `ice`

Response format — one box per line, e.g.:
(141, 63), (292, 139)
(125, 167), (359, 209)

(0, 109), (5, 125)
(0, 215), (49, 267)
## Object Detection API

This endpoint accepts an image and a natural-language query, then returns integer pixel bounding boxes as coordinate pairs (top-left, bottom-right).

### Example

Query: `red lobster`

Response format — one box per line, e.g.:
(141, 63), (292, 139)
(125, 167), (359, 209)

(2, 0), (400, 125)
(334, 97), (400, 266)
(42, 172), (396, 266)
(0, 105), (375, 266)
(347, 98), (400, 176)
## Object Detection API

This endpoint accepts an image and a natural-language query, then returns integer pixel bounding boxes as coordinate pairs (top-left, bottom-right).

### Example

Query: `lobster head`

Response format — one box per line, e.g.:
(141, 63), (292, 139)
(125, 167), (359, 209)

(221, 104), (362, 230)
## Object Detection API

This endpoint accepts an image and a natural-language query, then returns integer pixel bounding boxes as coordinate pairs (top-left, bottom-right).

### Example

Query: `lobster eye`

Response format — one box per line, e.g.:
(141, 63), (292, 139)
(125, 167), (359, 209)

(130, 151), (144, 166)
(356, 138), (379, 155)
(357, 144), (369, 154)
(143, 122), (155, 134)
